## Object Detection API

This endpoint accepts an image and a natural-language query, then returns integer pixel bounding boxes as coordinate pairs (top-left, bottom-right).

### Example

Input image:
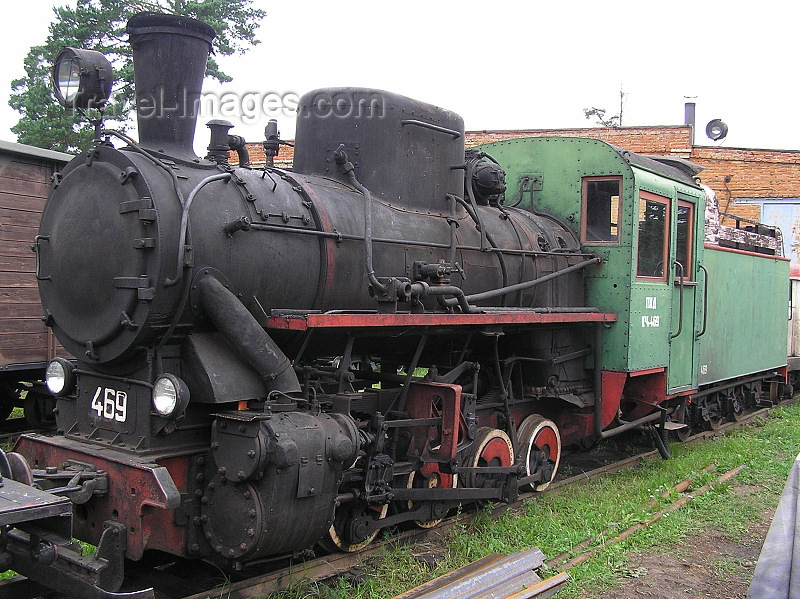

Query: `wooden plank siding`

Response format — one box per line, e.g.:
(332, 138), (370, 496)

(0, 145), (71, 368)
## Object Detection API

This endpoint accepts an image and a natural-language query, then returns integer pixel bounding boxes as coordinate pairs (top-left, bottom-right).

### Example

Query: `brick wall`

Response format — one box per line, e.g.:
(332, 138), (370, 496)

(240, 124), (800, 226)
(465, 126), (694, 156)
(688, 146), (800, 223)
(241, 142), (294, 169)
(245, 126), (695, 169)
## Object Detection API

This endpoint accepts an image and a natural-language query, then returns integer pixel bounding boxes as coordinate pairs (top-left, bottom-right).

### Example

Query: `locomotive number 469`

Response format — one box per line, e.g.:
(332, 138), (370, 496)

(91, 387), (128, 422)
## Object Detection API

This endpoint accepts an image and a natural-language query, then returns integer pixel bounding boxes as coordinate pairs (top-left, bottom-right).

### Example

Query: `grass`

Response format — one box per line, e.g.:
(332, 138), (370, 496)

(268, 402), (800, 599)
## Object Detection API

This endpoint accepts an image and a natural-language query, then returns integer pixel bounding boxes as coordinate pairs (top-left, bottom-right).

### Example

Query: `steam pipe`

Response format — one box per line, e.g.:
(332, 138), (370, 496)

(594, 322), (603, 438)
(442, 257), (601, 307)
(410, 282), (473, 314)
(165, 172), (232, 286)
(332, 145), (387, 296)
(247, 221), (588, 257)
(446, 195), (460, 282)
(228, 134), (250, 168)
(454, 196), (509, 297)
(198, 275), (300, 395)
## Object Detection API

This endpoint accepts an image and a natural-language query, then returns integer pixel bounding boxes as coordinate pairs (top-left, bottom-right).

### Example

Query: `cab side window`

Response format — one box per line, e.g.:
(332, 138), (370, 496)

(676, 200), (694, 280)
(581, 177), (622, 244)
(636, 192), (669, 281)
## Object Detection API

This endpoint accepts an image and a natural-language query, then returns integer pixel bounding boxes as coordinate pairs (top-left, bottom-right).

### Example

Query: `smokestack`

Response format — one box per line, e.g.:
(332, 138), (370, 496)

(684, 102), (696, 146)
(126, 13), (216, 160)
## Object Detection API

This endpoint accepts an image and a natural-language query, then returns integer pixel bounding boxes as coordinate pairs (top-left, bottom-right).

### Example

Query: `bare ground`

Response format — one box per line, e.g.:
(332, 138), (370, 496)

(388, 484), (775, 599)
(585, 486), (775, 599)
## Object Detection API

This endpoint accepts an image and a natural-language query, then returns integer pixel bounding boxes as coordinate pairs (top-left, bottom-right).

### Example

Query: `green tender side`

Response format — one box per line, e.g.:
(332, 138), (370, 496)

(697, 247), (789, 385)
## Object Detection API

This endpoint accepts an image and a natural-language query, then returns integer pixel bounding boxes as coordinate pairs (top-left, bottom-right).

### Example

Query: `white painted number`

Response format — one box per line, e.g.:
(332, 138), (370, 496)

(91, 387), (127, 423)
(641, 315), (660, 328)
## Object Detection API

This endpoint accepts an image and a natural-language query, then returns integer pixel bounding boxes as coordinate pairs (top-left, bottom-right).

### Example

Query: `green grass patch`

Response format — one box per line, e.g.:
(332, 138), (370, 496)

(269, 403), (800, 599)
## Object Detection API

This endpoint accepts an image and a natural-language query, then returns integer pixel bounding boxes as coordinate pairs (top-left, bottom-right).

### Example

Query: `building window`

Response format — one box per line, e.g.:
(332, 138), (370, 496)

(636, 192), (669, 281)
(676, 200), (694, 280)
(581, 177), (622, 244)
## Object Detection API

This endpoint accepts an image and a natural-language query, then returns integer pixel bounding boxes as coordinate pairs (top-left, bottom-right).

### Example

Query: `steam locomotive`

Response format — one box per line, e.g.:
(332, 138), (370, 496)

(0, 12), (790, 597)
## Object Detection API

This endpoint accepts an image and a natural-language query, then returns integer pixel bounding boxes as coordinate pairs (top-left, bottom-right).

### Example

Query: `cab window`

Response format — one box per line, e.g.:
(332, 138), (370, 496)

(676, 200), (694, 280)
(581, 177), (622, 244)
(636, 192), (669, 281)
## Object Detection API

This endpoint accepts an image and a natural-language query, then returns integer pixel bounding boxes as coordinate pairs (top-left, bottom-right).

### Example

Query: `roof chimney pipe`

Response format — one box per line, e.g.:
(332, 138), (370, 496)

(684, 102), (696, 146)
(126, 12), (216, 161)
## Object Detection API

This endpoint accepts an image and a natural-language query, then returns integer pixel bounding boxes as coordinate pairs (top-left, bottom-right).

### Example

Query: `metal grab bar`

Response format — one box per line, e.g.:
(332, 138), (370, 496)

(400, 119), (461, 139)
(32, 234), (51, 281)
(696, 264), (709, 339)
(671, 261), (685, 339)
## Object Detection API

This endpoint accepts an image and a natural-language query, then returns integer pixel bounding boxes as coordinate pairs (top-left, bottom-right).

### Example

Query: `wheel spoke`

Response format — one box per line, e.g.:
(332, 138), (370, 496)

(405, 470), (456, 529)
(703, 393), (725, 431)
(461, 427), (513, 502)
(320, 502), (388, 553)
(728, 387), (745, 422)
(516, 415), (561, 492)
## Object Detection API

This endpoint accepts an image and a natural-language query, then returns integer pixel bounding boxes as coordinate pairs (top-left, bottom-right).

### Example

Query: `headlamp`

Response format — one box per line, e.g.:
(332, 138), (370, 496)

(45, 358), (76, 396)
(152, 374), (190, 418)
(52, 47), (114, 109)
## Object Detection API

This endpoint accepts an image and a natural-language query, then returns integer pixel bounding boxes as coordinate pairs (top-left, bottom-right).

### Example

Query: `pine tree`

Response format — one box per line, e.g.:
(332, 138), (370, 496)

(9, 0), (266, 152)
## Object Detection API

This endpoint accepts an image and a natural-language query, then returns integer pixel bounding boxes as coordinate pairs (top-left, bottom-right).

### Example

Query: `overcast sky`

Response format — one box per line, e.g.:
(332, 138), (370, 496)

(1, 0), (797, 153)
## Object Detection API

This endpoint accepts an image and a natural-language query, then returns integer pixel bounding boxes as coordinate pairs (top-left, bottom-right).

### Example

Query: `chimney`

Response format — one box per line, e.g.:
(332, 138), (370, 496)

(126, 13), (216, 160)
(684, 102), (696, 146)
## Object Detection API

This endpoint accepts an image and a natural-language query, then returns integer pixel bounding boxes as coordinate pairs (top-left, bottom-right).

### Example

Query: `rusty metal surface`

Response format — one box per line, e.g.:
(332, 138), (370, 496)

(390, 549), (566, 599)
(0, 476), (71, 526)
(405, 382), (462, 464)
(13, 434), (183, 560)
(267, 310), (617, 331)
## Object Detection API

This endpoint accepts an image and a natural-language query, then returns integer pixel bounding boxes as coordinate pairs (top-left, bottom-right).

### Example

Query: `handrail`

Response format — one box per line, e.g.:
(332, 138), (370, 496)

(696, 264), (709, 339)
(671, 261), (685, 340)
(33, 234), (51, 281)
(400, 119), (461, 139)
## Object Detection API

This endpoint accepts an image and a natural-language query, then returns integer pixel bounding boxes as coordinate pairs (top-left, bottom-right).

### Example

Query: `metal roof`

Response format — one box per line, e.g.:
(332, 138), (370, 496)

(0, 140), (72, 163)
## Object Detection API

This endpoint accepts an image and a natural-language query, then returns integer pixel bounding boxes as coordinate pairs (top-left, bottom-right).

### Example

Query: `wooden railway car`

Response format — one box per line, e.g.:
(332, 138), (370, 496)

(0, 141), (70, 425)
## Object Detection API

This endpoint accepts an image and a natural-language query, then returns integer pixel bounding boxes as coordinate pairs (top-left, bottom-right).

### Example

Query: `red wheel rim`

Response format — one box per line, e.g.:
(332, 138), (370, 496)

(533, 426), (559, 464)
(479, 437), (514, 467)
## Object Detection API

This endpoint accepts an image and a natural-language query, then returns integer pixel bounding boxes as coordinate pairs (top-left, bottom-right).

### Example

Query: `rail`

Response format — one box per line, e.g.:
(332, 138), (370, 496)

(391, 549), (567, 599)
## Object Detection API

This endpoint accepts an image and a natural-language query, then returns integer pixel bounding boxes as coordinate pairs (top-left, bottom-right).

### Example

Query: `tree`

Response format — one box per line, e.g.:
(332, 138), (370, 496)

(583, 86), (627, 129)
(582, 107), (620, 128)
(9, 0), (266, 152)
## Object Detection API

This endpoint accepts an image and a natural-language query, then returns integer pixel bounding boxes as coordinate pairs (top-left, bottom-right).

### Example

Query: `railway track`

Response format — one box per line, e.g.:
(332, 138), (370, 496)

(0, 418), (45, 449)
(0, 402), (779, 599)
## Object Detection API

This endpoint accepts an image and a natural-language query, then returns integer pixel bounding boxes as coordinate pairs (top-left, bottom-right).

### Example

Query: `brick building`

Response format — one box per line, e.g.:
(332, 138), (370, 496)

(243, 125), (800, 262)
